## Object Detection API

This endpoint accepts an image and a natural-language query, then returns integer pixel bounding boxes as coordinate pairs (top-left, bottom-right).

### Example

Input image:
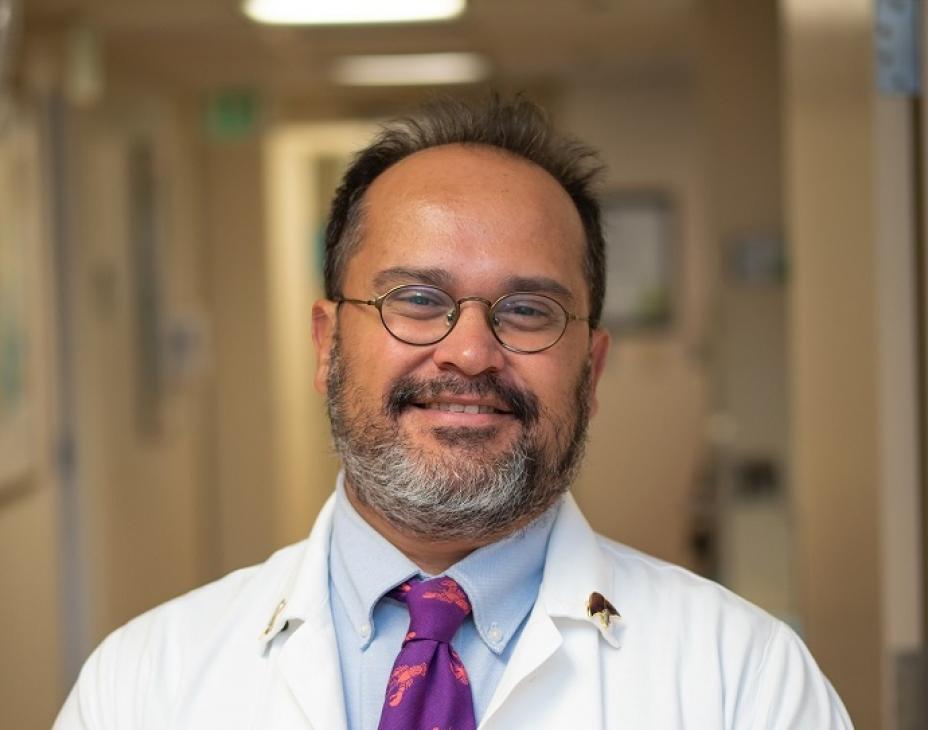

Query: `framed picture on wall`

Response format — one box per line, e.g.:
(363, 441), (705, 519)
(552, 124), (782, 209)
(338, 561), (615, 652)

(600, 192), (676, 331)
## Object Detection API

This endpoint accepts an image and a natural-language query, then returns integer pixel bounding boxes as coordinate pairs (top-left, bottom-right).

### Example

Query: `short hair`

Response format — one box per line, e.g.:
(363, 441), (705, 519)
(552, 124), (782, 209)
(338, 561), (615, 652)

(323, 96), (607, 327)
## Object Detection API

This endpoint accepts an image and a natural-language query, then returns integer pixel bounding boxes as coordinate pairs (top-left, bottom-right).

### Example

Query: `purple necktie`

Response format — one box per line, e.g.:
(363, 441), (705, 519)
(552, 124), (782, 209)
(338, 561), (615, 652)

(377, 577), (476, 730)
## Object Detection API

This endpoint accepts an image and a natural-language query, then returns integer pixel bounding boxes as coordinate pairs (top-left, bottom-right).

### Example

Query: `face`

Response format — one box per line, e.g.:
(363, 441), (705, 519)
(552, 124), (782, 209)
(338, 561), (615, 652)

(312, 144), (609, 542)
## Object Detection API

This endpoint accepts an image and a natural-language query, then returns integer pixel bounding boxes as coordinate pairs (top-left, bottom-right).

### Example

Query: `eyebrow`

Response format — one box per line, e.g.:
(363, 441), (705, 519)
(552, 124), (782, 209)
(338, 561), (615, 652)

(372, 267), (454, 292)
(371, 267), (576, 303)
(501, 275), (575, 303)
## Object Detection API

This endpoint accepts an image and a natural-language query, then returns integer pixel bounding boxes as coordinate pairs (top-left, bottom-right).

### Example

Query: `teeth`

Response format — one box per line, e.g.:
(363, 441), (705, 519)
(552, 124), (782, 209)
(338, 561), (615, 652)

(425, 402), (499, 414)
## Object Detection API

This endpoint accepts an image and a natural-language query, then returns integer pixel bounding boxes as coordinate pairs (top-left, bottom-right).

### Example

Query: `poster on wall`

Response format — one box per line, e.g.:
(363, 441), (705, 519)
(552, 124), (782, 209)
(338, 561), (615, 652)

(0, 115), (38, 490)
(600, 192), (675, 332)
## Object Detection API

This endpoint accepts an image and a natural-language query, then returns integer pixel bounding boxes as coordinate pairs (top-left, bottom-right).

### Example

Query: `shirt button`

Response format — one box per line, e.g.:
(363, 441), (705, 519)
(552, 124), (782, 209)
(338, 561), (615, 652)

(488, 625), (503, 643)
(359, 622), (371, 639)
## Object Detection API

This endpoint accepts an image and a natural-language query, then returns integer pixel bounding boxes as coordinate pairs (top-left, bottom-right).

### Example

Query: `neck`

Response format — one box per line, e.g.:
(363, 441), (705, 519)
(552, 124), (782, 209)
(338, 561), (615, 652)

(344, 482), (499, 574)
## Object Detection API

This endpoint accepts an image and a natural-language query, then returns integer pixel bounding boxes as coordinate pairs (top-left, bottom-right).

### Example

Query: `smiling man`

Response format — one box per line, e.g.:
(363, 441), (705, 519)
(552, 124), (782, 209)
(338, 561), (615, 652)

(55, 97), (852, 729)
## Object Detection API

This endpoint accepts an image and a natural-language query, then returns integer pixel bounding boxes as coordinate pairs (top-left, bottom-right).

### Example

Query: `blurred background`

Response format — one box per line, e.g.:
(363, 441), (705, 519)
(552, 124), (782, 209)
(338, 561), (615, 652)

(0, 0), (926, 727)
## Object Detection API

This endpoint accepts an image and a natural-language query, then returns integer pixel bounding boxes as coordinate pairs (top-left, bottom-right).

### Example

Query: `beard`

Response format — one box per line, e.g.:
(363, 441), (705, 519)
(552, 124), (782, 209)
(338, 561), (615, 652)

(325, 332), (593, 542)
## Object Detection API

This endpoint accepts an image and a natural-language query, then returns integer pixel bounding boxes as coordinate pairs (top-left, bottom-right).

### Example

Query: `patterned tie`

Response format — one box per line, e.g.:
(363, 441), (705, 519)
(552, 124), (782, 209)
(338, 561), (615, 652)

(377, 577), (476, 730)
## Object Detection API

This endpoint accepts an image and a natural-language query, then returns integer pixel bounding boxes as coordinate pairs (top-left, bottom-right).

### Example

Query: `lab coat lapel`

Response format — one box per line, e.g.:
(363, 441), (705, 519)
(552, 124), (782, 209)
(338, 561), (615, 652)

(479, 494), (624, 729)
(261, 495), (349, 730)
(278, 606), (347, 730)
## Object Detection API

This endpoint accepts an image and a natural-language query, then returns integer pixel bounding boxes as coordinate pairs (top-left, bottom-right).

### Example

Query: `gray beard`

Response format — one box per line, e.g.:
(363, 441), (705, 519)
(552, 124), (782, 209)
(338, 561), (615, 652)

(325, 333), (592, 541)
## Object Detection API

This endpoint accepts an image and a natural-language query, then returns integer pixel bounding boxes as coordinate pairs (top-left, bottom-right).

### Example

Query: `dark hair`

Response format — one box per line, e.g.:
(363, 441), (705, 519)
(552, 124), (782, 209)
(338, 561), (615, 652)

(323, 96), (607, 327)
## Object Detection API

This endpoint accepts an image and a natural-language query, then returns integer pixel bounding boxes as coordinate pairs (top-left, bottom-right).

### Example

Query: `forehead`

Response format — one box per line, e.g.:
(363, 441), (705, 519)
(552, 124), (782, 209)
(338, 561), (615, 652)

(346, 144), (587, 299)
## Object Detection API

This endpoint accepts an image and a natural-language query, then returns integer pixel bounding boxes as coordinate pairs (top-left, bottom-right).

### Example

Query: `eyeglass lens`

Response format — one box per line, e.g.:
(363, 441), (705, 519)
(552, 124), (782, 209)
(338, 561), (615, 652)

(380, 285), (568, 352)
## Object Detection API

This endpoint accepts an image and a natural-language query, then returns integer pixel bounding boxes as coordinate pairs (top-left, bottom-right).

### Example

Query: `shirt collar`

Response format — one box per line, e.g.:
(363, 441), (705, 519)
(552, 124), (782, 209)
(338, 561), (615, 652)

(445, 503), (557, 654)
(328, 472), (558, 656)
(329, 474), (419, 648)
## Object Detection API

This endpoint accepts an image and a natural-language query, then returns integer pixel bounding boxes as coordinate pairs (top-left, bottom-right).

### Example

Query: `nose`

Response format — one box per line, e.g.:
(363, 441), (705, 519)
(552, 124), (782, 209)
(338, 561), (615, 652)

(431, 300), (506, 376)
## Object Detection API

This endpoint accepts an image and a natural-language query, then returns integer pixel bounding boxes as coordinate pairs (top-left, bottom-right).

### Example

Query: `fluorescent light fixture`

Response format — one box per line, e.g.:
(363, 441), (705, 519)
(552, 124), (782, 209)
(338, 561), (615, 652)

(243, 0), (466, 25)
(332, 52), (489, 86)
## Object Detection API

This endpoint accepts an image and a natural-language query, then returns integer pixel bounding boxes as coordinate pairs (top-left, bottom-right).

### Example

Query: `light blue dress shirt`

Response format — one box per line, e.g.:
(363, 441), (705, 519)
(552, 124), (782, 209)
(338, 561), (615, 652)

(328, 475), (558, 729)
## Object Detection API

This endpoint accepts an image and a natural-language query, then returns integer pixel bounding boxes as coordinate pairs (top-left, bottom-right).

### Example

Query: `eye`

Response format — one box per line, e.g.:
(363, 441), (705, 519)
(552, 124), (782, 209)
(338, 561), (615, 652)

(395, 289), (442, 307)
(510, 303), (546, 317)
(494, 295), (562, 331)
(384, 286), (453, 320)
(406, 292), (438, 306)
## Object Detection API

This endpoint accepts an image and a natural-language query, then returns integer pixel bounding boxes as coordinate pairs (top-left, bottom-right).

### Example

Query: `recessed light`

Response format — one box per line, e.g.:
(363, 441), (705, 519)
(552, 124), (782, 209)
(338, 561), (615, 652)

(242, 0), (466, 25)
(332, 52), (489, 86)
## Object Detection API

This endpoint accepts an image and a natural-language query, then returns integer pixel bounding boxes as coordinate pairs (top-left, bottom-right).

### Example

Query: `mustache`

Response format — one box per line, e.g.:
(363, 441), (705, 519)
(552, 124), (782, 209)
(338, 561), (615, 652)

(385, 373), (540, 425)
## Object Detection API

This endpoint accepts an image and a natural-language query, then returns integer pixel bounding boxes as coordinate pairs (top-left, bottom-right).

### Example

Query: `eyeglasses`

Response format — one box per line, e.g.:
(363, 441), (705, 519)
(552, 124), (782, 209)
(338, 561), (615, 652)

(334, 284), (590, 354)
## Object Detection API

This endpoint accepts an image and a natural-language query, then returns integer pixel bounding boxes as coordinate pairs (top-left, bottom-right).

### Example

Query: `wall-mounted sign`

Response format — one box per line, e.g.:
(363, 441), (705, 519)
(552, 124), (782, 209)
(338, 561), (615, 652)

(875, 0), (921, 96)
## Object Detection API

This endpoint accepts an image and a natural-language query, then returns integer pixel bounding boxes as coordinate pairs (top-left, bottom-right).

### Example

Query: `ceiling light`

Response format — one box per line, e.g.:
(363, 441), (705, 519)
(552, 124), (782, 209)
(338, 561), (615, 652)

(242, 0), (466, 25)
(332, 52), (489, 86)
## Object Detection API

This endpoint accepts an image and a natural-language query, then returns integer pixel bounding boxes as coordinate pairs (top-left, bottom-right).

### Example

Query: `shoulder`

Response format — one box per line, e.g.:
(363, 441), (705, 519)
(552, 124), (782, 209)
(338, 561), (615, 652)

(597, 535), (775, 631)
(594, 533), (787, 674)
(122, 539), (306, 651)
(590, 535), (853, 728)
(54, 541), (310, 730)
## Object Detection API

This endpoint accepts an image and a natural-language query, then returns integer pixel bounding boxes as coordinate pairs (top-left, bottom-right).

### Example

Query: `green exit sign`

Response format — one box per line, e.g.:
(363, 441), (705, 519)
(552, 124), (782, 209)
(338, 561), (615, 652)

(205, 91), (259, 140)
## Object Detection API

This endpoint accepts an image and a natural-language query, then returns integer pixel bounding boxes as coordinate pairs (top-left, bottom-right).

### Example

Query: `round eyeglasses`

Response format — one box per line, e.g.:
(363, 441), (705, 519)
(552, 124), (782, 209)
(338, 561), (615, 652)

(334, 284), (590, 354)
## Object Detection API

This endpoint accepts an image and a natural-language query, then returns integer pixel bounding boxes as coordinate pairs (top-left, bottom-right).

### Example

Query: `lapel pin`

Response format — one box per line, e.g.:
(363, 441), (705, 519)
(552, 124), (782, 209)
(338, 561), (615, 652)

(262, 598), (287, 638)
(587, 591), (620, 629)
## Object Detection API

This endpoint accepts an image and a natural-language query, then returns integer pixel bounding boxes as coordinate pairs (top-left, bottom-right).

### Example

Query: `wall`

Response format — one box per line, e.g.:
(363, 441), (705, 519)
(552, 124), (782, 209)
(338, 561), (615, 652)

(782, 0), (883, 726)
(0, 108), (65, 730)
(66, 95), (210, 647)
(699, 0), (794, 619)
(203, 129), (278, 575)
(562, 72), (711, 570)
(263, 123), (374, 545)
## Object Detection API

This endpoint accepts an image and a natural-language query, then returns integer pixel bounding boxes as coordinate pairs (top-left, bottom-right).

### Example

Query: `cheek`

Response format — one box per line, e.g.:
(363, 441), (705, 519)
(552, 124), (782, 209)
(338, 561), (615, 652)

(340, 329), (426, 399)
(534, 352), (592, 411)
(517, 361), (574, 412)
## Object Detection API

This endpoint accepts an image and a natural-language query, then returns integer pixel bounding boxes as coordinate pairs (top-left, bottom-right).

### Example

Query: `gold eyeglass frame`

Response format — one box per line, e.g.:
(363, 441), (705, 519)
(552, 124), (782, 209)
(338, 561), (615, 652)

(334, 283), (590, 354)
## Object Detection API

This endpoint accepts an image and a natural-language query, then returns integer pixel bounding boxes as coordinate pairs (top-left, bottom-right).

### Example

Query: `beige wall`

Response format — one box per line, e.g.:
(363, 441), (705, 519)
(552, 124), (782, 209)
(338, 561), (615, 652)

(68, 95), (210, 644)
(204, 134), (278, 574)
(782, 0), (882, 726)
(874, 94), (926, 727)
(565, 0), (789, 591)
(262, 124), (373, 547)
(699, 0), (795, 619)
(0, 108), (65, 729)
(0, 485), (64, 728)
(563, 74), (711, 570)
(0, 86), (222, 729)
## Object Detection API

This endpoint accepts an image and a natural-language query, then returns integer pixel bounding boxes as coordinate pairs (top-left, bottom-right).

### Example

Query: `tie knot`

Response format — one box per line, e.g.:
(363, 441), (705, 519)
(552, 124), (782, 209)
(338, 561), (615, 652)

(391, 577), (471, 644)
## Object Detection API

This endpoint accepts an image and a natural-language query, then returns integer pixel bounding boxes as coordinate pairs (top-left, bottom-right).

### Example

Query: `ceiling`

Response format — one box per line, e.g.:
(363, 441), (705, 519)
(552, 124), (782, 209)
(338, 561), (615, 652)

(22, 0), (700, 102)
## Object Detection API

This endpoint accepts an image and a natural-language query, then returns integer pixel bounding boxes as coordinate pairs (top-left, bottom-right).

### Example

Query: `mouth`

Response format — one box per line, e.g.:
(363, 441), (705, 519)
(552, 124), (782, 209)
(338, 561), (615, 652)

(386, 373), (538, 426)
(404, 398), (517, 433)
(412, 400), (513, 416)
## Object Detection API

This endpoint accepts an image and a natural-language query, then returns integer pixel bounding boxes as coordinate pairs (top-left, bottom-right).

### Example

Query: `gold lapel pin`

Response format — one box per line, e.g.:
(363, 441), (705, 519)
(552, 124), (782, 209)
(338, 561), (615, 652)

(587, 591), (620, 629)
(262, 598), (287, 638)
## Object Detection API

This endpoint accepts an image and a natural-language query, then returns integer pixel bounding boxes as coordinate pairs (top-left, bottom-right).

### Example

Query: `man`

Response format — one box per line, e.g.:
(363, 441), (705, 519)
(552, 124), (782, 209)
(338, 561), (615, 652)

(55, 97), (852, 729)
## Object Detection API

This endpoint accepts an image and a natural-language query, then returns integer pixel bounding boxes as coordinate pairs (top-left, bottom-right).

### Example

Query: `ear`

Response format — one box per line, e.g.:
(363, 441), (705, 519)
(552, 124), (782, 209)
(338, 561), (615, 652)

(586, 327), (611, 418)
(312, 299), (338, 395)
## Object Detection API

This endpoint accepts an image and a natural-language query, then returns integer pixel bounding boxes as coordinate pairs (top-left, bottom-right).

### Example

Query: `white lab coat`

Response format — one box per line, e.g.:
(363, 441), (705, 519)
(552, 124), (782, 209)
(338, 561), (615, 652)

(55, 493), (853, 729)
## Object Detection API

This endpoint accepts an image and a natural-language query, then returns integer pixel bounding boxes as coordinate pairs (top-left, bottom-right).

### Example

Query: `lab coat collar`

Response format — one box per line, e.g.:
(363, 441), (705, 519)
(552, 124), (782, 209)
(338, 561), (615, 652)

(258, 493), (337, 649)
(257, 491), (625, 651)
(257, 494), (350, 730)
(539, 493), (625, 649)
(479, 493), (624, 728)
